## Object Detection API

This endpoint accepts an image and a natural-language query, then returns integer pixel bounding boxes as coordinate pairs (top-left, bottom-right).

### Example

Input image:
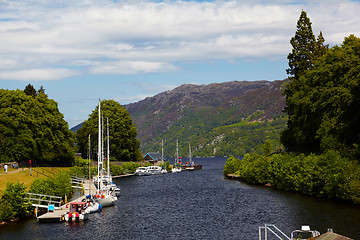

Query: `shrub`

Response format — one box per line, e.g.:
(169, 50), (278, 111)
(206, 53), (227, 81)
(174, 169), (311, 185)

(0, 199), (14, 222)
(29, 171), (72, 200)
(223, 155), (242, 177)
(0, 181), (32, 220)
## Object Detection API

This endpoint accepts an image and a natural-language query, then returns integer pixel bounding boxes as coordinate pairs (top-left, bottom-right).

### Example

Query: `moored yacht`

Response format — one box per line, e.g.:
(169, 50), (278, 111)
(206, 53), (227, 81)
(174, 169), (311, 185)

(135, 167), (151, 176)
(147, 165), (162, 175)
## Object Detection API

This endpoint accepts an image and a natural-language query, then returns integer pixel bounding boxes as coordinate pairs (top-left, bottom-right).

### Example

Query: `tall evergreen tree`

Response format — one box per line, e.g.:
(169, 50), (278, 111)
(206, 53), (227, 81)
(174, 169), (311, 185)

(24, 84), (37, 97)
(286, 10), (316, 80)
(282, 35), (360, 156)
(313, 31), (329, 60)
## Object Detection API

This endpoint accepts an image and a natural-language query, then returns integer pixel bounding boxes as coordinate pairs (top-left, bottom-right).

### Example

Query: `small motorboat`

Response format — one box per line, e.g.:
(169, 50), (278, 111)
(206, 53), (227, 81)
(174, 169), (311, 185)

(64, 202), (89, 222)
(290, 225), (320, 240)
(147, 166), (162, 175)
(135, 167), (151, 176)
(82, 196), (102, 214)
(172, 166), (181, 173)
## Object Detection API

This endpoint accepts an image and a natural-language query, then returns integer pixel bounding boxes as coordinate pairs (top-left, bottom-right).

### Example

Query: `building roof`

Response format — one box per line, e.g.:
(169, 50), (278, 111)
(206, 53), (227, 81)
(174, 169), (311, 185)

(143, 152), (162, 161)
(309, 230), (353, 240)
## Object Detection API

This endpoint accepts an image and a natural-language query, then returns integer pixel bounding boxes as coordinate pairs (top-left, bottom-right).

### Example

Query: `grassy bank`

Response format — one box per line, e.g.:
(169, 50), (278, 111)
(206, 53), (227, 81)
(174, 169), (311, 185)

(0, 167), (70, 197)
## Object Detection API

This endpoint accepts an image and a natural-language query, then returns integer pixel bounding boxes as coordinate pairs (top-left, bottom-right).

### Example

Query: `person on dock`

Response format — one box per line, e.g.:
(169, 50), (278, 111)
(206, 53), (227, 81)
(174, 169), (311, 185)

(4, 164), (8, 174)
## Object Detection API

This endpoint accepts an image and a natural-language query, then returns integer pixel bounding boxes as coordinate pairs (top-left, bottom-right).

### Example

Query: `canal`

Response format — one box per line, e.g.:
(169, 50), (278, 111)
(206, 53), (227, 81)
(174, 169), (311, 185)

(0, 157), (359, 239)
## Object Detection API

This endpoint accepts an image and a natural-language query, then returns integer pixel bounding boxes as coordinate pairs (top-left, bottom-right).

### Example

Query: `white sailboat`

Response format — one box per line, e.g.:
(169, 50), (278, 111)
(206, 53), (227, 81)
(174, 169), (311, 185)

(172, 139), (181, 173)
(186, 143), (195, 171)
(105, 117), (120, 196)
(161, 139), (167, 174)
(93, 101), (117, 207)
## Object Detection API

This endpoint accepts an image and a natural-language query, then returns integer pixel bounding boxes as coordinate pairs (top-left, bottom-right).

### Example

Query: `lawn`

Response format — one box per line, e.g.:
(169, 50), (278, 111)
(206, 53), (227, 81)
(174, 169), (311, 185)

(0, 167), (71, 197)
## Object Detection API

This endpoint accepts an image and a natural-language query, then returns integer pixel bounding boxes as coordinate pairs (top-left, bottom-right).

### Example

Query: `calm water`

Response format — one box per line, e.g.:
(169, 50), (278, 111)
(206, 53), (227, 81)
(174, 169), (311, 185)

(1, 157), (360, 239)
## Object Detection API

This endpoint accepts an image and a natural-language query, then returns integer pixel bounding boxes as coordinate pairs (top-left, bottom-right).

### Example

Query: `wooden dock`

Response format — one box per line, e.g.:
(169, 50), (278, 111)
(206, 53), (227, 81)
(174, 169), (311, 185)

(181, 164), (202, 171)
(37, 207), (68, 222)
(112, 174), (135, 179)
(37, 179), (97, 223)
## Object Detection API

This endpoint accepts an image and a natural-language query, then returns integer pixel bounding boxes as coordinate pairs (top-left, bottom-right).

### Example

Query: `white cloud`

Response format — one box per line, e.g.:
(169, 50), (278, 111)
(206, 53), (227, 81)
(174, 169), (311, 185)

(0, 68), (78, 81)
(89, 61), (179, 75)
(0, 0), (359, 81)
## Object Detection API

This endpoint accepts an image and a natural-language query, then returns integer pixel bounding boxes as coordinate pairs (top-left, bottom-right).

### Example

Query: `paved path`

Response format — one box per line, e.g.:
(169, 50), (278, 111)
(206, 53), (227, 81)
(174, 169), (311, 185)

(0, 167), (28, 175)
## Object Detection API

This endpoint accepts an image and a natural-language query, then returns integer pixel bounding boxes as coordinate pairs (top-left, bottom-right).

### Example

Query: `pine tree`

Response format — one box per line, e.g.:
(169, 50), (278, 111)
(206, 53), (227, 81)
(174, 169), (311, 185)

(24, 84), (37, 97)
(313, 31), (329, 60)
(286, 10), (316, 80)
(37, 86), (46, 94)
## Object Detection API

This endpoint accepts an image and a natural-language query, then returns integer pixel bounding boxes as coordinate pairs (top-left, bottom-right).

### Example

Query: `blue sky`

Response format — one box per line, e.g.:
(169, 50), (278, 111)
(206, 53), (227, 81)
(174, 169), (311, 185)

(1, 0), (360, 128)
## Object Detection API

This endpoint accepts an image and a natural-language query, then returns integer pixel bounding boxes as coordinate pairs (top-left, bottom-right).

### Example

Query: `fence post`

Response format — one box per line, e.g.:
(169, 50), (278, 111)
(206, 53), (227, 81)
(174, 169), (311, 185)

(265, 224), (267, 240)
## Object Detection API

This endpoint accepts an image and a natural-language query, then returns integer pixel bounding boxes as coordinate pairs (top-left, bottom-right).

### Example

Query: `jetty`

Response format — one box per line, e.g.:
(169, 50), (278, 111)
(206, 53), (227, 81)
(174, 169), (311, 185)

(181, 164), (202, 171)
(35, 179), (97, 223)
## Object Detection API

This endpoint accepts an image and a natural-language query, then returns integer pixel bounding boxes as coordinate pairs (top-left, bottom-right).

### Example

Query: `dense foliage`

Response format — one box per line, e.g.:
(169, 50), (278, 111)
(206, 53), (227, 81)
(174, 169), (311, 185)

(0, 88), (75, 165)
(76, 100), (142, 162)
(0, 182), (32, 222)
(282, 35), (360, 155)
(225, 151), (360, 204)
(29, 171), (72, 199)
(223, 155), (242, 177)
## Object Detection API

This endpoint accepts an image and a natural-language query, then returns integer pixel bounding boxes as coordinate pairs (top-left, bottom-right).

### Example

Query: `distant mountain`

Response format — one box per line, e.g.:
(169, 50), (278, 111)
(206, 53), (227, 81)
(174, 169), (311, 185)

(70, 122), (83, 133)
(124, 79), (288, 157)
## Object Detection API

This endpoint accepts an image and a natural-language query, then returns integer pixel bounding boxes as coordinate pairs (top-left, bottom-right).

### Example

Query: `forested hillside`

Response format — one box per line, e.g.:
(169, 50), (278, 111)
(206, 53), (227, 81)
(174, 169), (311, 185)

(125, 80), (287, 157)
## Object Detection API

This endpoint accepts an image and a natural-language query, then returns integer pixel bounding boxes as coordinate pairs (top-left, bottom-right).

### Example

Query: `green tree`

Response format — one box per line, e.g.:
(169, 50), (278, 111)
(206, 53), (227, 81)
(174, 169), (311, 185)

(1, 181), (32, 219)
(313, 31), (329, 60)
(24, 84), (37, 97)
(286, 10), (316, 80)
(282, 10), (328, 153)
(76, 100), (142, 162)
(263, 139), (273, 155)
(29, 171), (72, 199)
(0, 199), (14, 222)
(0, 89), (75, 165)
(223, 155), (241, 177)
(282, 35), (360, 155)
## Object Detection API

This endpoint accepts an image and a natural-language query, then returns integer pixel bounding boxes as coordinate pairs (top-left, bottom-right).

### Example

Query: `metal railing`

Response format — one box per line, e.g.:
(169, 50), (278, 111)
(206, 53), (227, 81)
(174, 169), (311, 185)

(71, 177), (86, 189)
(259, 224), (290, 240)
(25, 192), (62, 209)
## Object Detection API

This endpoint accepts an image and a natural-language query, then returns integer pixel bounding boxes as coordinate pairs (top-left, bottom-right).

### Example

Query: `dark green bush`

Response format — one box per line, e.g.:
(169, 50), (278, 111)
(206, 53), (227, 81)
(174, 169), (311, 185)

(29, 171), (72, 200)
(0, 181), (32, 221)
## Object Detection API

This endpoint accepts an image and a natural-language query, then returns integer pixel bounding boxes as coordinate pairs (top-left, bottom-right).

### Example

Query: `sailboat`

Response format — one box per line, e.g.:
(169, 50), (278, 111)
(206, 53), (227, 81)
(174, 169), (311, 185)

(93, 101), (117, 207)
(172, 139), (181, 173)
(186, 143), (195, 171)
(161, 139), (167, 174)
(103, 118), (120, 197)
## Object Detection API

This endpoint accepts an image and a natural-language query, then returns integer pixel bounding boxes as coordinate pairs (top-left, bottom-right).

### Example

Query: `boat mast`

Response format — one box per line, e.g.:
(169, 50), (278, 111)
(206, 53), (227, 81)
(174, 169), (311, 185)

(189, 143), (192, 166)
(176, 139), (179, 165)
(97, 101), (103, 191)
(162, 139), (164, 163)
(107, 117), (110, 179)
(88, 134), (91, 195)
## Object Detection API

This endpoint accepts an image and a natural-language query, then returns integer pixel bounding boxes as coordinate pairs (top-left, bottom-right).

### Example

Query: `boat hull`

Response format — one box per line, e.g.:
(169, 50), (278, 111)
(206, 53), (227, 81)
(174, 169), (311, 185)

(97, 197), (116, 207)
(64, 212), (89, 222)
